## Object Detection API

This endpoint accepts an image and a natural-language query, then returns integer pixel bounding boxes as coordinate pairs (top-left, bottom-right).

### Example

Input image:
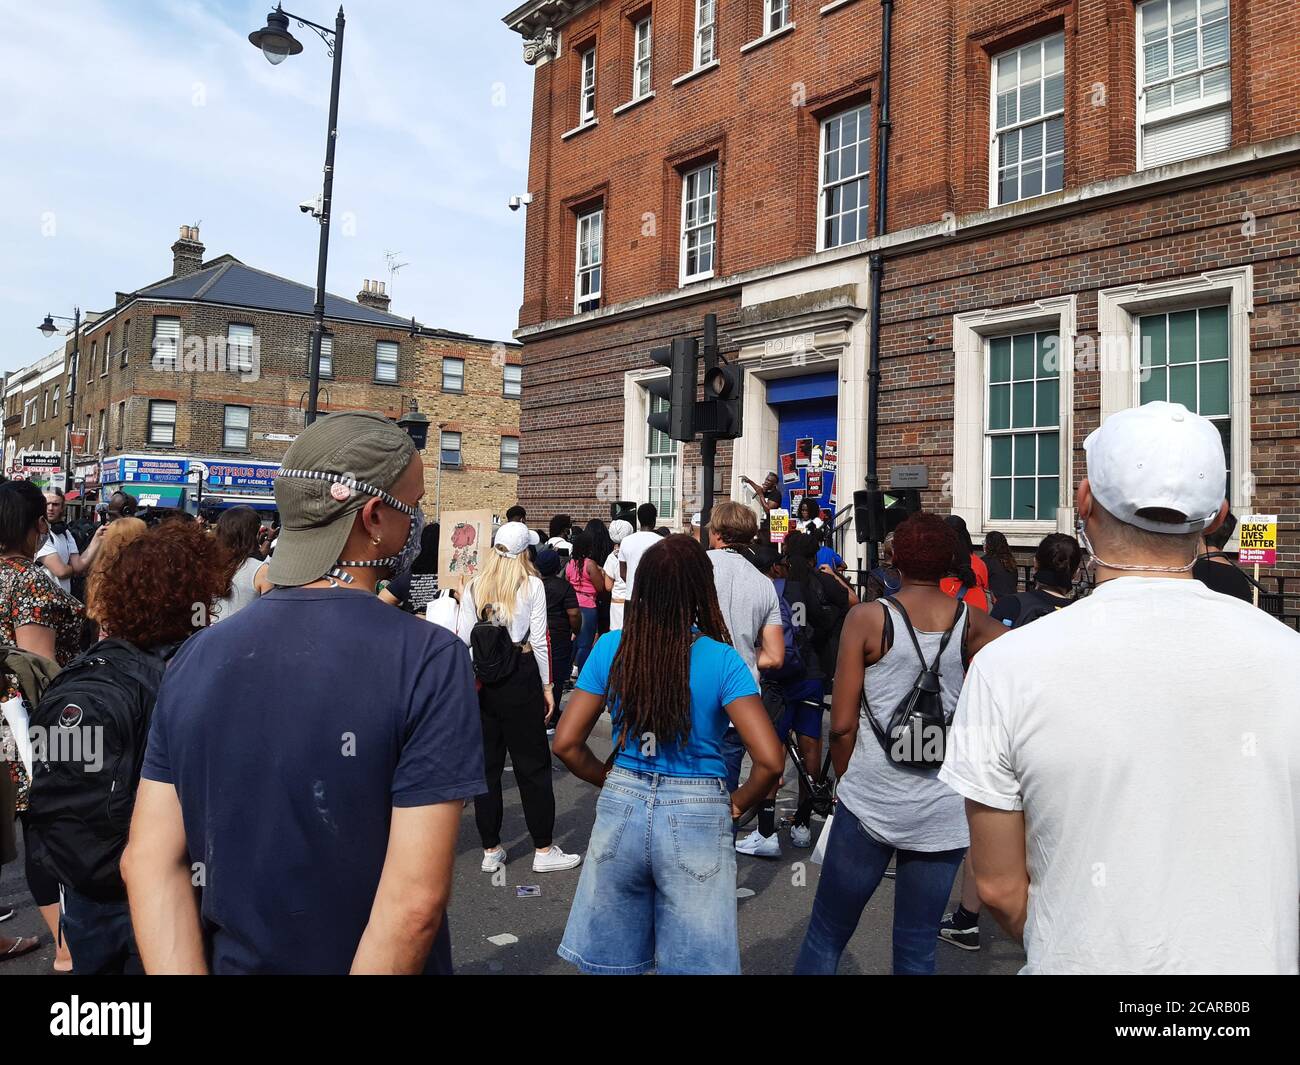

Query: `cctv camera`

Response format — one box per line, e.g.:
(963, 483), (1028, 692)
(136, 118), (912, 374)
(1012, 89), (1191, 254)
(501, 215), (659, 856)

(508, 196), (521, 212)
(508, 193), (534, 212)
(299, 194), (323, 217)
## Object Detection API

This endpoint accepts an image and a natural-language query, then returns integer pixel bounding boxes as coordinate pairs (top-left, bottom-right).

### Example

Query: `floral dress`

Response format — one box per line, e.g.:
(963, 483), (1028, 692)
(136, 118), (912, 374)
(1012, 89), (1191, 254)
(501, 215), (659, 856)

(0, 555), (85, 812)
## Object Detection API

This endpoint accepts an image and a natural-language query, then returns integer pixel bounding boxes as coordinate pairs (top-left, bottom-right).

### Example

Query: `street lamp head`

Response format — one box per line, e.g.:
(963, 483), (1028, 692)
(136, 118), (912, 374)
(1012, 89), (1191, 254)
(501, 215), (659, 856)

(249, 7), (303, 65)
(38, 315), (57, 339)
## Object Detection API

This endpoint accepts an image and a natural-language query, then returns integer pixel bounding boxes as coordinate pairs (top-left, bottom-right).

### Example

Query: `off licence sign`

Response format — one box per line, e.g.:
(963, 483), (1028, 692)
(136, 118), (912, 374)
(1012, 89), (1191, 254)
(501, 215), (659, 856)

(1238, 514), (1277, 566)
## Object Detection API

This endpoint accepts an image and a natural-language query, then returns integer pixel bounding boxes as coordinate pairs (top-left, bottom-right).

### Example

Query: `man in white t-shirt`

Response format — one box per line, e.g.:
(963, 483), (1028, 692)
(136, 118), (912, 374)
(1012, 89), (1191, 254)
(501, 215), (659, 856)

(37, 489), (104, 595)
(941, 402), (1300, 974)
(617, 503), (663, 600)
(603, 519), (634, 630)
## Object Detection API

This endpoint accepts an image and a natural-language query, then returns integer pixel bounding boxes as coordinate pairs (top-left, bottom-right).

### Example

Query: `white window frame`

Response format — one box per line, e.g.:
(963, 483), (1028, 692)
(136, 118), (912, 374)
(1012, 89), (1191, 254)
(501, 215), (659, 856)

(440, 430), (462, 470)
(623, 371), (684, 530)
(989, 33), (1066, 207)
(223, 404), (250, 450)
(152, 317), (180, 370)
(148, 400), (177, 446)
(817, 103), (872, 251)
(694, 0), (716, 68)
(97, 409), (107, 452)
(52, 386), (60, 424)
(580, 45), (597, 125)
(1097, 265), (1252, 515)
(679, 162), (718, 286)
(1136, 0), (1231, 170)
(575, 207), (604, 312)
(442, 356), (465, 393)
(116, 401), (125, 448)
(633, 16), (652, 100)
(952, 296), (1077, 543)
(766, 0), (790, 34)
(503, 363), (522, 399)
(102, 333), (111, 376)
(227, 323), (255, 374)
(318, 333), (334, 378)
(500, 436), (520, 472)
(375, 340), (399, 384)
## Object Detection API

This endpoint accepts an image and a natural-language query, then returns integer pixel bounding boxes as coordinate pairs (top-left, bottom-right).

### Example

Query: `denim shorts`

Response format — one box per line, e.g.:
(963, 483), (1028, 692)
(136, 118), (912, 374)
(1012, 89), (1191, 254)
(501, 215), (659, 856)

(558, 767), (739, 975)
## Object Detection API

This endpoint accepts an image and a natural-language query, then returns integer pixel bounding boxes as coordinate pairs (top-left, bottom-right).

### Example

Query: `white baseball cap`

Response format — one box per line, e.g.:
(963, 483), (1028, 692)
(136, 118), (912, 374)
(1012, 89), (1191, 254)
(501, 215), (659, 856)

(609, 519), (634, 543)
(1083, 401), (1226, 534)
(494, 521), (540, 558)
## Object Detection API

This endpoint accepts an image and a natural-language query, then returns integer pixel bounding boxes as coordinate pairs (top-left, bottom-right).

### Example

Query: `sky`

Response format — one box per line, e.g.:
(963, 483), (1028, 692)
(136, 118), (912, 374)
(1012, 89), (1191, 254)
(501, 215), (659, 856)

(0, 0), (535, 373)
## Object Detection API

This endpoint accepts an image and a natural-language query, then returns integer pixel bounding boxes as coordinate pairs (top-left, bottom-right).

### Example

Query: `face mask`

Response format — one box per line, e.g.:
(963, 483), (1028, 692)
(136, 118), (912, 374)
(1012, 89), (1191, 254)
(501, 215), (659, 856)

(389, 507), (426, 581)
(1076, 515), (1197, 575)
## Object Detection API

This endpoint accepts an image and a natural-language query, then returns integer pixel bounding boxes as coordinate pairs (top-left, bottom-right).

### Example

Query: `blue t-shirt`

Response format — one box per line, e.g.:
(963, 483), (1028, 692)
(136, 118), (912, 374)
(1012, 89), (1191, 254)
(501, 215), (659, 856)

(816, 546), (845, 570)
(141, 587), (485, 975)
(577, 631), (758, 779)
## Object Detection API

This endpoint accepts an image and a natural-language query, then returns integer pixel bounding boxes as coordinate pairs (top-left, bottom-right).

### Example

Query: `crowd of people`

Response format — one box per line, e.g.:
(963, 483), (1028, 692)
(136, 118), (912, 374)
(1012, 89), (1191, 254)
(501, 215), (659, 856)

(1, 399), (1296, 975)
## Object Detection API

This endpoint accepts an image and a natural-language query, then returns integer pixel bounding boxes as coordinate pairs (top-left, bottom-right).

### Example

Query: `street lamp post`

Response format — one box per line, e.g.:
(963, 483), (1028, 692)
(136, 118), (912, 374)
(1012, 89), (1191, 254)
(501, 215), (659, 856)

(249, 4), (345, 427)
(38, 308), (80, 494)
(434, 421), (448, 526)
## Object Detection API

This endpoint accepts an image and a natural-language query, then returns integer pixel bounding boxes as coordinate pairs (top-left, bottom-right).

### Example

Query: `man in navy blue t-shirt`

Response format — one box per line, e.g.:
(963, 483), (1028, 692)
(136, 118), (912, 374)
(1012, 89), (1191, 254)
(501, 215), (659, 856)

(122, 412), (484, 974)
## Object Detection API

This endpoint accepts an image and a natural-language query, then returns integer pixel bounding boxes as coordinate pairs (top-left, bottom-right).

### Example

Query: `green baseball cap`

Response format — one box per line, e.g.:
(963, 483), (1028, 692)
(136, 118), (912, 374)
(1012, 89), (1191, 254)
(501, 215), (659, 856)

(268, 411), (417, 587)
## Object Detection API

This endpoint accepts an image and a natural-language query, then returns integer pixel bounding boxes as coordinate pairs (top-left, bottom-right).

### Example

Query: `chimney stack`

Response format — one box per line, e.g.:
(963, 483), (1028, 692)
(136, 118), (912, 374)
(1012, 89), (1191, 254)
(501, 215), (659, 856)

(170, 225), (205, 278)
(357, 279), (391, 312)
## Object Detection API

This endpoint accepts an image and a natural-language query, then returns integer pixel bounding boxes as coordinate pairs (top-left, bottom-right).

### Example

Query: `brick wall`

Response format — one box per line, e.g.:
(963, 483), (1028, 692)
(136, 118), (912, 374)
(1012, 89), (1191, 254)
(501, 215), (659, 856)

(518, 0), (1300, 326)
(410, 335), (523, 518)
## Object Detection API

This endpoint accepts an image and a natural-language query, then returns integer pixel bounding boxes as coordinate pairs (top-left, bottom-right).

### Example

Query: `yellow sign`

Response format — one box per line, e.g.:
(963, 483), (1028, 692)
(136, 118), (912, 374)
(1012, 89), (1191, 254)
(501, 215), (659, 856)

(1238, 514), (1277, 566)
(769, 508), (790, 544)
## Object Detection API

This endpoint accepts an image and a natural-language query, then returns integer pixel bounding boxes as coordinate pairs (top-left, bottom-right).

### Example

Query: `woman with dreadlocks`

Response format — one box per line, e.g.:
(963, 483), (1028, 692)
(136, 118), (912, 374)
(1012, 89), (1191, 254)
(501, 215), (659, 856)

(553, 534), (784, 974)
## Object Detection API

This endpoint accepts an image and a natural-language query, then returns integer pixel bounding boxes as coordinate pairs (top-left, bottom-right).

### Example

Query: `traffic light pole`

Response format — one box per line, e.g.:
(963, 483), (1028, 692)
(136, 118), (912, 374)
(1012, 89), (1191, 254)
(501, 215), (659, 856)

(700, 433), (716, 533)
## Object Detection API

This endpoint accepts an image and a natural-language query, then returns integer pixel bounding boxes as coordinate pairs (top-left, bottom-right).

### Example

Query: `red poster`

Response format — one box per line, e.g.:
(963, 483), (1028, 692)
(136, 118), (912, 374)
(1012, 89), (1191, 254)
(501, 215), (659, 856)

(780, 452), (800, 484)
(823, 440), (838, 472)
(795, 438), (813, 468)
(806, 469), (823, 497)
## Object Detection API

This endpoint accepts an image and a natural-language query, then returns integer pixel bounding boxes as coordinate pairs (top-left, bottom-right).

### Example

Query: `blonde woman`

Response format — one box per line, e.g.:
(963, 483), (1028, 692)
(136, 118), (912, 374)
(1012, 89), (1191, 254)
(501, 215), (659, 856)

(457, 522), (582, 875)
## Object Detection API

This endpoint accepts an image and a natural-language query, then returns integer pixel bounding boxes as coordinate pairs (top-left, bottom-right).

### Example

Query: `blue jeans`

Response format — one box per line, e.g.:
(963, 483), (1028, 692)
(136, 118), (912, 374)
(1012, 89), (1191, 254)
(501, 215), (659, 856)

(558, 767), (739, 975)
(62, 888), (142, 976)
(572, 606), (598, 676)
(795, 804), (964, 975)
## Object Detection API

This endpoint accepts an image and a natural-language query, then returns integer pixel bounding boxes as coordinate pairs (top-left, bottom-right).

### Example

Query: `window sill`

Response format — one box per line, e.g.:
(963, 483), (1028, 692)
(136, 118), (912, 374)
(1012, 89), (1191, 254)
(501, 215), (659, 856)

(741, 23), (795, 54)
(820, 0), (858, 14)
(679, 271), (715, 288)
(562, 119), (599, 141)
(613, 92), (655, 116)
(372, 379), (400, 387)
(440, 463), (463, 472)
(503, 392), (522, 401)
(500, 467), (520, 475)
(672, 60), (719, 88)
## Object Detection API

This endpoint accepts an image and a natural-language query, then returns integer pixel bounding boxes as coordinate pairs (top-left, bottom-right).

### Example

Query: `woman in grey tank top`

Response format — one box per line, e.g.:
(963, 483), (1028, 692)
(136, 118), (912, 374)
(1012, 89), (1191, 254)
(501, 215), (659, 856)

(795, 514), (1005, 974)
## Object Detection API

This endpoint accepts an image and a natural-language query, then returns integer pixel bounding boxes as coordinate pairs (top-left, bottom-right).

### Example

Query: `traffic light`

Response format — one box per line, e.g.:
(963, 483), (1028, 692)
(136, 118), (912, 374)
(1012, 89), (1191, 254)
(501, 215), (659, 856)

(699, 360), (745, 439)
(647, 337), (698, 442)
(854, 488), (923, 544)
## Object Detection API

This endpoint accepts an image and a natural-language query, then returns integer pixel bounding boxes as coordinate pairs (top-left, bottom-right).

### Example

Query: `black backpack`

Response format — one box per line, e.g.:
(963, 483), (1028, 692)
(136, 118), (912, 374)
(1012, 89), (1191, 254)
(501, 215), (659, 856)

(863, 597), (965, 769)
(25, 639), (169, 901)
(1004, 588), (1071, 628)
(470, 614), (521, 685)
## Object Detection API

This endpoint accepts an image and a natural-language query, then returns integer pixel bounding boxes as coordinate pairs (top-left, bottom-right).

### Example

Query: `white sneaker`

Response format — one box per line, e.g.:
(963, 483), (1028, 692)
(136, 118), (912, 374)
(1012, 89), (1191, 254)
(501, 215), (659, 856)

(532, 845), (582, 873)
(735, 829), (781, 858)
(790, 823), (813, 848)
(481, 846), (507, 873)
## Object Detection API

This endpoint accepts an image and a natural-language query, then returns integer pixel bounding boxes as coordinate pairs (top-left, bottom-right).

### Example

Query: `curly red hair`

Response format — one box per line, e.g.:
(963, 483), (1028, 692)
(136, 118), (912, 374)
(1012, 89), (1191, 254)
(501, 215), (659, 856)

(91, 522), (236, 648)
(891, 512), (958, 582)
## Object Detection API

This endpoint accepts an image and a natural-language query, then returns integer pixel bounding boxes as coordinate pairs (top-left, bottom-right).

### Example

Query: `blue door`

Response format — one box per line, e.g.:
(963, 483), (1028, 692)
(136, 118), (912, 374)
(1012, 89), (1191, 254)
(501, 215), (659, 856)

(769, 372), (838, 519)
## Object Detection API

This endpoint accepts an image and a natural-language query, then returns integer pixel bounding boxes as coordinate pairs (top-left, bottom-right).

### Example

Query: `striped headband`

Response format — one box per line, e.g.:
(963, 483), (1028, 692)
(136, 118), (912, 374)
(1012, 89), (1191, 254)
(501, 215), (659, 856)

(275, 467), (418, 517)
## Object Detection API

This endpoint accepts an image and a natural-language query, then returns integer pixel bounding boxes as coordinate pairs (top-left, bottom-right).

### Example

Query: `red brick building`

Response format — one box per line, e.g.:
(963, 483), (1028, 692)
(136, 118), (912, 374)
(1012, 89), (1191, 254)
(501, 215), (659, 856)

(505, 0), (1299, 576)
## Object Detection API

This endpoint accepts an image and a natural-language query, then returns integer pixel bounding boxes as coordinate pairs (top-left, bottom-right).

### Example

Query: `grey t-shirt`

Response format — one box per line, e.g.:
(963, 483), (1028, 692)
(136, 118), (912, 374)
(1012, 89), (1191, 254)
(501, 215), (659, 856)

(707, 549), (782, 684)
(836, 599), (970, 852)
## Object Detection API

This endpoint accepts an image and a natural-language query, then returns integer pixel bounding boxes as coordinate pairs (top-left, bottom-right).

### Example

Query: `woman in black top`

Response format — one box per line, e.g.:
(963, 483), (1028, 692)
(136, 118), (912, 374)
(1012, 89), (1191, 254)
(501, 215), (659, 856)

(981, 530), (1020, 601)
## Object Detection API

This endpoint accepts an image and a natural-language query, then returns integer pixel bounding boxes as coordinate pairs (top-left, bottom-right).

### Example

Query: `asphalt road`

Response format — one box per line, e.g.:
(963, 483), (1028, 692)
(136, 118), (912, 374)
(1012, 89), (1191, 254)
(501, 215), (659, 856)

(2, 710), (1026, 976)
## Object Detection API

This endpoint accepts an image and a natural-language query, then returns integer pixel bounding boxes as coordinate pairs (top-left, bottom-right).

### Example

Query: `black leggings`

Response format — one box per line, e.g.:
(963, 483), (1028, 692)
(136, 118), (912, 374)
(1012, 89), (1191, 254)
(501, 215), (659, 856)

(473, 655), (556, 851)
